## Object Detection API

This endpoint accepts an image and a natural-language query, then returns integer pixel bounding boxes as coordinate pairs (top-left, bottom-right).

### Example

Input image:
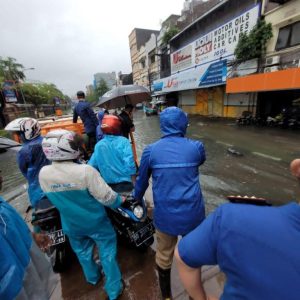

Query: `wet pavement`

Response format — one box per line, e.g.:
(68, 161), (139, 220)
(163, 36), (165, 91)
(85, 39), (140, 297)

(1, 110), (300, 299)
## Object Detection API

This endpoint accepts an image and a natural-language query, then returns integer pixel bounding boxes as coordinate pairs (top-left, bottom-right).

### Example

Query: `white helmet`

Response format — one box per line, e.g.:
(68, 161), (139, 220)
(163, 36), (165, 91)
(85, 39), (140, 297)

(42, 130), (82, 161)
(5, 117), (41, 141)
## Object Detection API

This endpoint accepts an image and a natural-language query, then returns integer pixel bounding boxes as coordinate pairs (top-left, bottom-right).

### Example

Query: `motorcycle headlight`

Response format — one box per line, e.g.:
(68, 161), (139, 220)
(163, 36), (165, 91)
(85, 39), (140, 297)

(133, 205), (144, 219)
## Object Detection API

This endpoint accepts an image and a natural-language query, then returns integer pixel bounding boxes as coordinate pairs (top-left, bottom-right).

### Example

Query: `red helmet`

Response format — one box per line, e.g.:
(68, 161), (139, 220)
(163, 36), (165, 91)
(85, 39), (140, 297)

(101, 115), (122, 135)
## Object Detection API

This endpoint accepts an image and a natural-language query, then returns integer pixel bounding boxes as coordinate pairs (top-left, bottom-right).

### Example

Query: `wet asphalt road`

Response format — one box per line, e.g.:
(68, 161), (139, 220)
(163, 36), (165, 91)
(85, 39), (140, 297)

(1, 110), (300, 299)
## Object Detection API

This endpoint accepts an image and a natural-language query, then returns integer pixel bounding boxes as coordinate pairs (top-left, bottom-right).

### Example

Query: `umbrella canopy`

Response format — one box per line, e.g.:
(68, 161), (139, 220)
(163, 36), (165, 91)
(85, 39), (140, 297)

(97, 85), (151, 109)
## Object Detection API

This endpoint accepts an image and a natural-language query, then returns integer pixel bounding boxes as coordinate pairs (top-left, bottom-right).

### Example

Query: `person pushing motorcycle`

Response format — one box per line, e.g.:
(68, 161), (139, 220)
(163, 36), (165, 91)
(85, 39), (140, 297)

(39, 129), (124, 300)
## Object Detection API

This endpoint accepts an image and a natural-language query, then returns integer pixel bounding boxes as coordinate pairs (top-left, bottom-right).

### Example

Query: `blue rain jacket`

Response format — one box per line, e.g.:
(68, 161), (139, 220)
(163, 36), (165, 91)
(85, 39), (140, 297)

(0, 197), (58, 300)
(0, 196), (32, 300)
(89, 135), (136, 184)
(178, 203), (300, 300)
(39, 162), (123, 299)
(134, 107), (206, 236)
(96, 111), (105, 141)
(17, 135), (50, 207)
(73, 100), (98, 134)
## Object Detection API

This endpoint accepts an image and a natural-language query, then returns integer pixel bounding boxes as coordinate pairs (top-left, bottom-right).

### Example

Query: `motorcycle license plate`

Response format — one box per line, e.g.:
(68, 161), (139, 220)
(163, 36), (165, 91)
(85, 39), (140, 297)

(47, 229), (65, 246)
(133, 222), (155, 247)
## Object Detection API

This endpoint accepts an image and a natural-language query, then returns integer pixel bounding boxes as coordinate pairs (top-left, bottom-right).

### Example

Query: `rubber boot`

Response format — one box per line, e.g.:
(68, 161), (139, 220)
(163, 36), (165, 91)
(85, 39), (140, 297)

(157, 265), (172, 300)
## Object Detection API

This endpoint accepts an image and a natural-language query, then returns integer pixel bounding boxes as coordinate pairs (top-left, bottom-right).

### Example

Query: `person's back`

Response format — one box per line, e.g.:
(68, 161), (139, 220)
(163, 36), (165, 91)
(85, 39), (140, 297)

(118, 104), (134, 139)
(147, 136), (205, 235)
(134, 107), (206, 236)
(217, 203), (300, 300)
(40, 162), (120, 235)
(4, 118), (51, 208)
(177, 202), (300, 300)
(73, 100), (98, 135)
(18, 135), (49, 206)
(39, 130), (123, 300)
(89, 115), (136, 186)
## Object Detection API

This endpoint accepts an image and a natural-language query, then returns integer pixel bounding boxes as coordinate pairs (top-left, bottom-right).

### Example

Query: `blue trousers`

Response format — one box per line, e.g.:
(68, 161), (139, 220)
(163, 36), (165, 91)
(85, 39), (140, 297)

(68, 218), (122, 300)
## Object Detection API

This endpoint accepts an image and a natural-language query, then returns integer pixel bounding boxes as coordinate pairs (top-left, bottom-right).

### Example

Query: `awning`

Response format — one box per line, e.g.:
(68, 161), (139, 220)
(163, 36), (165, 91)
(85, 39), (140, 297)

(226, 68), (300, 94)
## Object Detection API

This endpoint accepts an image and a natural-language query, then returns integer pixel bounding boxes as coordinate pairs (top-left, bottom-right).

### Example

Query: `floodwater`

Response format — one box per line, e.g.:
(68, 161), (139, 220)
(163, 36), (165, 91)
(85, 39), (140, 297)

(1, 110), (300, 299)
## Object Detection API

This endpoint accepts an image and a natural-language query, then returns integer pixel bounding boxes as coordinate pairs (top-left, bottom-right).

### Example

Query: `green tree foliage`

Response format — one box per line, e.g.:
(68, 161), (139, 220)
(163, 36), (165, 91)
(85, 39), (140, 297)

(162, 26), (180, 45)
(0, 57), (25, 82)
(86, 91), (98, 103)
(95, 78), (109, 98)
(234, 20), (273, 62)
(21, 83), (64, 106)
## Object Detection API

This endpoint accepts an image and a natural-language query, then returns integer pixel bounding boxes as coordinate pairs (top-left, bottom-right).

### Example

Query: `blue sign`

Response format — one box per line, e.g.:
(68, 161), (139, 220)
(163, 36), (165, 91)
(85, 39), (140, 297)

(199, 60), (227, 86)
(3, 81), (18, 103)
(153, 82), (163, 92)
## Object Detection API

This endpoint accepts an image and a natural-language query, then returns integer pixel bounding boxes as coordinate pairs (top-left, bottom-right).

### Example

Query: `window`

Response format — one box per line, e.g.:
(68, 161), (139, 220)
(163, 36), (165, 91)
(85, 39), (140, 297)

(140, 60), (146, 69)
(290, 22), (300, 46)
(150, 55), (155, 64)
(276, 21), (300, 50)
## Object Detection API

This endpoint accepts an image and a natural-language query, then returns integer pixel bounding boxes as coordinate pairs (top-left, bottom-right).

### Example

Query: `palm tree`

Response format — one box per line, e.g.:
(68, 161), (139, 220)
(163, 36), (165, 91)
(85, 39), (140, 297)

(0, 57), (25, 82)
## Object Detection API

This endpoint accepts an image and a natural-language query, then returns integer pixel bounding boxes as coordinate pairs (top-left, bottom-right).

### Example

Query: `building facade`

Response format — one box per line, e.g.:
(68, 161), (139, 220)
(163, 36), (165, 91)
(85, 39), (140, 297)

(153, 0), (261, 116)
(129, 28), (159, 86)
(227, 0), (300, 118)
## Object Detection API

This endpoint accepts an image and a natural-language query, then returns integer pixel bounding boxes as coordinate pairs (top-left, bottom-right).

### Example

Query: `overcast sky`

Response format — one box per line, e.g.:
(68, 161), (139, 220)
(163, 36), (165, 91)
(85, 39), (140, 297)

(0, 0), (184, 96)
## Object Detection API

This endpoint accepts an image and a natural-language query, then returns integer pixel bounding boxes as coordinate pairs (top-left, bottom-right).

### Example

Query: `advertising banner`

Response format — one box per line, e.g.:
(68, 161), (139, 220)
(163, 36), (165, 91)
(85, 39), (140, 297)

(156, 4), (260, 94)
(171, 44), (193, 74)
(2, 81), (18, 103)
(170, 4), (260, 74)
(153, 59), (227, 94)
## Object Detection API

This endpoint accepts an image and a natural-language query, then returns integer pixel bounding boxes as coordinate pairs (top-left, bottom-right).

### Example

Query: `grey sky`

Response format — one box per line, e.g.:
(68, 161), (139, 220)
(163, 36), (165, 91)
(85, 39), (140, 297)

(0, 0), (183, 96)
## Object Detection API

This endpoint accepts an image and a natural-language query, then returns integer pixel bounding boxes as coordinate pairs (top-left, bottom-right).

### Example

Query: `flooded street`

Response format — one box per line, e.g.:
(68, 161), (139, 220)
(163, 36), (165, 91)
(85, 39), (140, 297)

(1, 109), (300, 299)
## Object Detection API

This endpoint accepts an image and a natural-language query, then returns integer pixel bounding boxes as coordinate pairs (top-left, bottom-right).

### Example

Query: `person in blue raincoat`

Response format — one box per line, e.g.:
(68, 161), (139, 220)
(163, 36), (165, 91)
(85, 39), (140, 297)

(6, 118), (50, 208)
(175, 159), (300, 300)
(134, 107), (206, 300)
(0, 171), (58, 300)
(73, 91), (98, 152)
(89, 115), (136, 190)
(39, 130), (124, 300)
(96, 110), (109, 142)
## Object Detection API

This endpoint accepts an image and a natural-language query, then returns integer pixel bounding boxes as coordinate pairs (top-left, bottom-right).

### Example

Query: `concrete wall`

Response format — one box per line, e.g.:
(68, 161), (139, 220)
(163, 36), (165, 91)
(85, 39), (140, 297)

(265, 0), (300, 52)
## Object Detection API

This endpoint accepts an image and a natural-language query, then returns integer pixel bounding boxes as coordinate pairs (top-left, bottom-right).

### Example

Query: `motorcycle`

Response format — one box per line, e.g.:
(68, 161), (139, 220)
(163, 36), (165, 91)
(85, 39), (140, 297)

(31, 198), (73, 273)
(106, 183), (155, 252)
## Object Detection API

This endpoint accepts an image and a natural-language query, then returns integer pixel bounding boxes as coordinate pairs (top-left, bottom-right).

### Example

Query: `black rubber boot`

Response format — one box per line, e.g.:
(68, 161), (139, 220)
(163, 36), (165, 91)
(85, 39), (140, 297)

(157, 265), (172, 300)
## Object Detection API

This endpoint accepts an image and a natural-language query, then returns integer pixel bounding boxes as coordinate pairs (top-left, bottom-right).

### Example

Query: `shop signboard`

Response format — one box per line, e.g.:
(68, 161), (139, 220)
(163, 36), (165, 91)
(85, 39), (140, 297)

(199, 60), (227, 86)
(170, 4), (260, 74)
(2, 81), (18, 103)
(156, 4), (260, 94)
(171, 44), (193, 74)
(153, 59), (228, 94)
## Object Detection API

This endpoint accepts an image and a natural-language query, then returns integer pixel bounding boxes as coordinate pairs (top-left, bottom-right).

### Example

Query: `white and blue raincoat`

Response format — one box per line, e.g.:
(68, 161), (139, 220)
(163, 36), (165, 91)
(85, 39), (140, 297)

(39, 162), (123, 300)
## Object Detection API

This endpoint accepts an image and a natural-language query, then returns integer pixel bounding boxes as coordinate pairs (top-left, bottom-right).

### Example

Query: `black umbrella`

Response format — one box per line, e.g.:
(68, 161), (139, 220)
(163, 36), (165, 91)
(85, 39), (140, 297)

(97, 84), (151, 109)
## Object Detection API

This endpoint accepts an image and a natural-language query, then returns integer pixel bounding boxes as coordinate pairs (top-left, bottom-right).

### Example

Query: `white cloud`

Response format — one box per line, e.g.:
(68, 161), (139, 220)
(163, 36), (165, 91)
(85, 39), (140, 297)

(0, 0), (183, 95)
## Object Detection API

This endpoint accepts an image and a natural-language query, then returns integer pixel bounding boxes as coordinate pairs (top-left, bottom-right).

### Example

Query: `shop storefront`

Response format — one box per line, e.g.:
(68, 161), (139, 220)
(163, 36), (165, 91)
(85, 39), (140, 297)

(153, 4), (260, 116)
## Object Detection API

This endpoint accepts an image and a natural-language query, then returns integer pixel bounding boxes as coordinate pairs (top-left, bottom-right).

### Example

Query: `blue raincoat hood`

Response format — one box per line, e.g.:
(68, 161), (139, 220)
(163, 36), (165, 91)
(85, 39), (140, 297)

(160, 107), (188, 137)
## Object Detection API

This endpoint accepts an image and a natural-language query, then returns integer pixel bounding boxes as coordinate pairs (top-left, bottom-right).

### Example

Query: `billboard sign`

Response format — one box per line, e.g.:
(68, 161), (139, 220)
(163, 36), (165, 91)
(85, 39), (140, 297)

(153, 59), (227, 94)
(170, 4), (260, 74)
(2, 81), (18, 103)
(156, 4), (260, 94)
(171, 44), (193, 74)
